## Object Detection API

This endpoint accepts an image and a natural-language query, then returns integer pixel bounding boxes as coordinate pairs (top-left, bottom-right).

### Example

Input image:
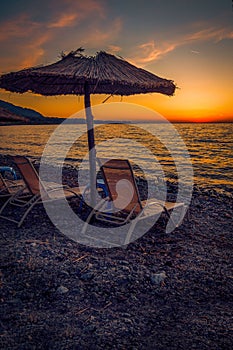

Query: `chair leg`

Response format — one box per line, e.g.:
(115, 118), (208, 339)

(0, 192), (23, 224)
(123, 209), (148, 246)
(0, 195), (13, 215)
(123, 218), (138, 246)
(17, 199), (41, 227)
(165, 204), (187, 233)
(81, 198), (109, 234)
(174, 205), (187, 227)
(81, 209), (95, 234)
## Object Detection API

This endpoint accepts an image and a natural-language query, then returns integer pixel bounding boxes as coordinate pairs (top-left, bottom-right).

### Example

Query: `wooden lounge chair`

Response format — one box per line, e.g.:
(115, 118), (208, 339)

(0, 155), (85, 227)
(81, 159), (186, 244)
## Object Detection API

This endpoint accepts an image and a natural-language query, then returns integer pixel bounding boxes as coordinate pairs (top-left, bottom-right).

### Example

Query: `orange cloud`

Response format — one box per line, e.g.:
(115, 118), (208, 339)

(48, 0), (105, 28)
(48, 14), (78, 28)
(0, 14), (40, 42)
(0, 40), (51, 72)
(133, 25), (233, 65)
(136, 41), (176, 63)
(186, 26), (233, 43)
(81, 18), (122, 47)
(0, 0), (107, 71)
(107, 45), (122, 53)
(19, 33), (52, 68)
(0, 14), (52, 71)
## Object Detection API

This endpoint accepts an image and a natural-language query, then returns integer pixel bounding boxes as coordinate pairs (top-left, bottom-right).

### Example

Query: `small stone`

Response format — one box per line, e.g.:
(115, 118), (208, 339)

(165, 260), (173, 267)
(57, 285), (69, 294)
(80, 272), (94, 281)
(59, 270), (70, 277)
(150, 271), (167, 286)
(84, 324), (97, 332)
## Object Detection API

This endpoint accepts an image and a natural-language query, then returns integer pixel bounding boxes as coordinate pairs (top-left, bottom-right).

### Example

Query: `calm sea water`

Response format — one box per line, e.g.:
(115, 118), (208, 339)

(0, 123), (232, 196)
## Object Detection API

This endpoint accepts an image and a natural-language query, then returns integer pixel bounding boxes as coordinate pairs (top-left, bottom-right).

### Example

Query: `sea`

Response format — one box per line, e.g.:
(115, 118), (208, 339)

(0, 122), (232, 196)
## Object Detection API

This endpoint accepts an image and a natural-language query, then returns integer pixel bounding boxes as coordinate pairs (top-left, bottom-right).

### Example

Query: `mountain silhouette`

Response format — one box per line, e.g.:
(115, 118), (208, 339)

(0, 99), (45, 124)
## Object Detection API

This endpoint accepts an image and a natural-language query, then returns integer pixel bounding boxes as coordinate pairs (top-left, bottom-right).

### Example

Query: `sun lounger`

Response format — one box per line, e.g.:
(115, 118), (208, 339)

(81, 159), (186, 243)
(0, 155), (85, 227)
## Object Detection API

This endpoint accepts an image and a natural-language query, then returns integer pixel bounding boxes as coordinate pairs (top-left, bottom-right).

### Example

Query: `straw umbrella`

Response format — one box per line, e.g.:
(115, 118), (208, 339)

(0, 49), (176, 205)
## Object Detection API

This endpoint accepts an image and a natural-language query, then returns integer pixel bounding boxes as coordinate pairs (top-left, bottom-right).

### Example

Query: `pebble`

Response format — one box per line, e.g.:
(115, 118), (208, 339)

(150, 271), (167, 285)
(57, 285), (69, 294)
(80, 272), (94, 281)
(59, 270), (70, 277)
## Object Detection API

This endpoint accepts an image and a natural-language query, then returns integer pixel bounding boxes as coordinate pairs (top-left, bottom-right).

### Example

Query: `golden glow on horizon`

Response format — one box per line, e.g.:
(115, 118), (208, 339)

(0, 88), (232, 123)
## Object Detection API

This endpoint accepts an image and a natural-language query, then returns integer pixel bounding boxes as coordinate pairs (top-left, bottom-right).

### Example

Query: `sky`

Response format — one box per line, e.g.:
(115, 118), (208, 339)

(0, 0), (232, 122)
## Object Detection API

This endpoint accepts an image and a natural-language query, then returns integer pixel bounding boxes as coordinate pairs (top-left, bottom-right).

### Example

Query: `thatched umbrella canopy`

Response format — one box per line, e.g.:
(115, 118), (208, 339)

(0, 49), (176, 205)
(0, 50), (176, 96)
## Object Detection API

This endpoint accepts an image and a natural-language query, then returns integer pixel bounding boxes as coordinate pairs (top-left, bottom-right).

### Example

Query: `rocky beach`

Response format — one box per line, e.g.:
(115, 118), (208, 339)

(0, 157), (232, 349)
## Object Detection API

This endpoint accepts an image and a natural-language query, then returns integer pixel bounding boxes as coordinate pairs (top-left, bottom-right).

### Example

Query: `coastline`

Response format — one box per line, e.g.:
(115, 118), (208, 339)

(1, 120), (233, 126)
(0, 157), (232, 349)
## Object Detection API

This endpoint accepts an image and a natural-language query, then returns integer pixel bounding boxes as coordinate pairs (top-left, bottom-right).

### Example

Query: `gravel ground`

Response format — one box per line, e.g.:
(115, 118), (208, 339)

(0, 157), (232, 350)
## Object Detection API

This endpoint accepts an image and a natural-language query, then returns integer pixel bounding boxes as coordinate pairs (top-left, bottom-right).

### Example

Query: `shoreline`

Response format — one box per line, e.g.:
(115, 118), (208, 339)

(0, 153), (232, 199)
(0, 157), (232, 349)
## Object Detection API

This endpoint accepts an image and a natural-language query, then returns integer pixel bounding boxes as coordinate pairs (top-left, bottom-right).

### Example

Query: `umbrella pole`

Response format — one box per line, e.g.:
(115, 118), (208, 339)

(84, 81), (96, 207)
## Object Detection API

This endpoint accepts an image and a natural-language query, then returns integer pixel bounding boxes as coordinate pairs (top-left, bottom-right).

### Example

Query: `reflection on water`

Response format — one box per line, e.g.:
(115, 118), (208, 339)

(0, 123), (232, 195)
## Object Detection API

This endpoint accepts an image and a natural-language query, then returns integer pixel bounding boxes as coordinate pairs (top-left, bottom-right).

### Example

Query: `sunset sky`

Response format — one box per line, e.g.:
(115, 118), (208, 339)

(0, 0), (232, 122)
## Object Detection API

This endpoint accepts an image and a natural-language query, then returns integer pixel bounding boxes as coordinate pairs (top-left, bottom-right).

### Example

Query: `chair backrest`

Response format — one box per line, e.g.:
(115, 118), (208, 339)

(99, 159), (143, 215)
(11, 155), (45, 196)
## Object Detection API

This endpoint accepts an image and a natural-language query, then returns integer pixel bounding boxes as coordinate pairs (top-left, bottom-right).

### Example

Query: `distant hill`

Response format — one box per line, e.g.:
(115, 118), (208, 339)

(0, 106), (29, 123)
(0, 99), (45, 124)
(0, 99), (136, 125)
(0, 100), (66, 125)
